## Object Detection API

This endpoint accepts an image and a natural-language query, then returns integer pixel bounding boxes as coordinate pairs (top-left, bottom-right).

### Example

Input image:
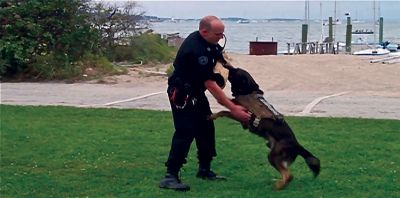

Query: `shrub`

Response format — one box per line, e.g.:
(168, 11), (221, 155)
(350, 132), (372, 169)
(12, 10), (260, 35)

(165, 64), (175, 77)
(0, 0), (102, 80)
(131, 34), (177, 64)
(0, 1), (175, 81)
(78, 53), (127, 78)
(105, 33), (177, 65)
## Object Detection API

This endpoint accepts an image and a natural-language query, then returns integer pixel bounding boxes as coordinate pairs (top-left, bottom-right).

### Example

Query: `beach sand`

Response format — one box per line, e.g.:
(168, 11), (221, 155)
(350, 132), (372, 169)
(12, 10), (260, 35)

(227, 53), (400, 92)
(2, 54), (400, 119)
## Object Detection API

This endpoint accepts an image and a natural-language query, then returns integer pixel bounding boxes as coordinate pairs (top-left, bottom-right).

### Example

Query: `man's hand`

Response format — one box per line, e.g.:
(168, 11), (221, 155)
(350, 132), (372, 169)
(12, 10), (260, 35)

(230, 104), (251, 123)
(205, 80), (250, 123)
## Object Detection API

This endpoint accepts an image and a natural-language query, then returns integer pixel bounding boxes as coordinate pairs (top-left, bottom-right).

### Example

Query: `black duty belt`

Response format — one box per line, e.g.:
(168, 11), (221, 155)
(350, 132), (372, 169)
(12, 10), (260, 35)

(169, 87), (197, 109)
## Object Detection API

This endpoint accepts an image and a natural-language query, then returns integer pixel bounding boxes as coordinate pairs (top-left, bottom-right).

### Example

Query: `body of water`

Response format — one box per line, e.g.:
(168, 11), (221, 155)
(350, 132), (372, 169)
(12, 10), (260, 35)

(149, 20), (400, 54)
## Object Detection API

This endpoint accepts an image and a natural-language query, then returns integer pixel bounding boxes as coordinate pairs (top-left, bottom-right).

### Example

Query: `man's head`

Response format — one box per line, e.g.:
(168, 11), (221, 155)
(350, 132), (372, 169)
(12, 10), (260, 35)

(199, 15), (225, 44)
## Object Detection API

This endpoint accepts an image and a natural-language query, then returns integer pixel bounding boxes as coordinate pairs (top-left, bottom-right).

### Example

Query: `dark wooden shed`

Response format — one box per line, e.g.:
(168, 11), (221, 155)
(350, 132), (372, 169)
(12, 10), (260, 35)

(249, 41), (278, 55)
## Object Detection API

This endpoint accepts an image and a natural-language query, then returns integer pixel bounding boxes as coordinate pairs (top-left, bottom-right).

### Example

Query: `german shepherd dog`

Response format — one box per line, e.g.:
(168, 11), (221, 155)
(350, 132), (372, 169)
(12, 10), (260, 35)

(210, 66), (321, 190)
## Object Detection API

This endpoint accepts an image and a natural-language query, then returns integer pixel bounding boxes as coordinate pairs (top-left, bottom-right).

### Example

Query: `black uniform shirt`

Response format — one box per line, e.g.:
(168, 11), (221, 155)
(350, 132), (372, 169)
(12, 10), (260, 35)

(169, 31), (224, 96)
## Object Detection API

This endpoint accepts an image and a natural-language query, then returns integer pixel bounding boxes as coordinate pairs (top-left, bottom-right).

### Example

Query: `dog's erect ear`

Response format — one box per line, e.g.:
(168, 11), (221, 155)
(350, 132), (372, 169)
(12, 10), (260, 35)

(217, 58), (235, 71)
(214, 61), (229, 89)
(222, 61), (235, 71)
(212, 73), (226, 88)
(227, 67), (238, 82)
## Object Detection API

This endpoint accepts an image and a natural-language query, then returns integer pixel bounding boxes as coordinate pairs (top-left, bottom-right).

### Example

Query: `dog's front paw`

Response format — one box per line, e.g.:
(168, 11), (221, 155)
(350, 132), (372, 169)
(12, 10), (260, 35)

(207, 114), (218, 120)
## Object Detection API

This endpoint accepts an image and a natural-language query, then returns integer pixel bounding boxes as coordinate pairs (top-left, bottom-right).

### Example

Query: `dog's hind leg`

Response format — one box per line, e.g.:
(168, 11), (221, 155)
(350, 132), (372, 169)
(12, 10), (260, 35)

(266, 136), (276, 149)
(268, 148), (293, 190)
(275, 162), (293, 190)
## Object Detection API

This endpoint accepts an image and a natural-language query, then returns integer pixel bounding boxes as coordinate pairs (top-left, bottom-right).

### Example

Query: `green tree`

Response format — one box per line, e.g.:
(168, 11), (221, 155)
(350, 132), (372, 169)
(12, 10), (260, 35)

(0, 0), (176, 80)
(88, 1), (149, 61)
(0, 0), (101, 79)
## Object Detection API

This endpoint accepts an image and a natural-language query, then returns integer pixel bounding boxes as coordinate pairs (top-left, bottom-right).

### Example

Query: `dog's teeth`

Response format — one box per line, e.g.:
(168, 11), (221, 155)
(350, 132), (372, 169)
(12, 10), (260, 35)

(282, 161), (288, 168)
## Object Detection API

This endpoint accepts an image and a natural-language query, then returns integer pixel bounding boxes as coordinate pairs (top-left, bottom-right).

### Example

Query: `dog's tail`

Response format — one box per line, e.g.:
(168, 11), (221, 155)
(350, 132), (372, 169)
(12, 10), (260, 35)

(298, 146), (321, 177)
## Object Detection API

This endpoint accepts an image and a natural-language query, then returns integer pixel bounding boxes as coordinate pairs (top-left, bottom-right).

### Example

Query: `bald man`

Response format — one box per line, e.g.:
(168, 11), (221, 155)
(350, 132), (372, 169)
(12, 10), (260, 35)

(160, 16), (250, 191)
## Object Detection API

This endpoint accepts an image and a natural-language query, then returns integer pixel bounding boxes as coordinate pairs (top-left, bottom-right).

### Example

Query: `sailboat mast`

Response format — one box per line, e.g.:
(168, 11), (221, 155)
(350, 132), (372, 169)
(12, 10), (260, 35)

(302, 0), (310, 53)
(334, 0), (337, 23)
(320, 1), (324, 42)
(333, 0), (337, 42)
(304, 0), (309, 24)
(372, 0), (376, 44)
(307, 0), (310, 24)
(374, 0), (381, 44)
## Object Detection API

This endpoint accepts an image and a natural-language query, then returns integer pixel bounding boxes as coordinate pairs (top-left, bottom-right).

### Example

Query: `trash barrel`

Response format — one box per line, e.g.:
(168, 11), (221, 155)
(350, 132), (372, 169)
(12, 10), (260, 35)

(249, 41), (278, 55)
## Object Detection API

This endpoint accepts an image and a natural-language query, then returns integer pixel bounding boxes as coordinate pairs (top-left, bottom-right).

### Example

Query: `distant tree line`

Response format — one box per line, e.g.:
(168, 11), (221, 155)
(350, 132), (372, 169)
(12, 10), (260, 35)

(0, 0), (175, 81)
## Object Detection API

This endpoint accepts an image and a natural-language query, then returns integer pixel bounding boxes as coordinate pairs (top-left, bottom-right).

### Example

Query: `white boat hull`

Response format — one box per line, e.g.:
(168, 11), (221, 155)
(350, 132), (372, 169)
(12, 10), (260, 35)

(353, 49), (390, 56)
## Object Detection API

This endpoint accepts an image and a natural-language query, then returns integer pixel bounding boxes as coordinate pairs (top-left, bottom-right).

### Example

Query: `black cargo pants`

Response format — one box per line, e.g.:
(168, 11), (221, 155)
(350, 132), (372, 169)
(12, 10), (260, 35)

(165, 86), (217, 175)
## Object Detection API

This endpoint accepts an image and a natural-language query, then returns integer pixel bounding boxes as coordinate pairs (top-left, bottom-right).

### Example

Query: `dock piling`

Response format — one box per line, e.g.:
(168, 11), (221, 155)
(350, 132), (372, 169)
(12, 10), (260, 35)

(379, 17), (383, 44)
(345, 17), (352, 53)
(301, 24), (308, 54)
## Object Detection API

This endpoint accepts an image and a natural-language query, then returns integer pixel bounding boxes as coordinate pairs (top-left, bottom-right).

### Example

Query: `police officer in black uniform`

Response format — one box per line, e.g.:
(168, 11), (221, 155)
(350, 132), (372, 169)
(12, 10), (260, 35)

(159, 16), (250, 191)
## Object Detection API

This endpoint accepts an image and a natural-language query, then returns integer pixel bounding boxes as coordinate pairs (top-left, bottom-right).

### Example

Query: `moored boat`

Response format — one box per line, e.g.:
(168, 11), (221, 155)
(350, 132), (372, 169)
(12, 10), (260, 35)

(352, 29), (374, 34)
(386, 43), (399, 52)
(237, 19), (250, 24)
(353, 48), (390, 56)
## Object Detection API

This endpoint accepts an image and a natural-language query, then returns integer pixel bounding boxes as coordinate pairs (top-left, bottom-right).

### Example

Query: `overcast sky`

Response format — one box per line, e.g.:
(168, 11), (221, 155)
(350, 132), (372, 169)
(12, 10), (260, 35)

(100, 1), (399, 21)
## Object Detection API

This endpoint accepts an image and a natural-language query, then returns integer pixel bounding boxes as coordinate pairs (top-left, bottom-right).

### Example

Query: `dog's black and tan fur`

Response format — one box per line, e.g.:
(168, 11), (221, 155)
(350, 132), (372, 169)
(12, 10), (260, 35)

(210, 66), (321, 190)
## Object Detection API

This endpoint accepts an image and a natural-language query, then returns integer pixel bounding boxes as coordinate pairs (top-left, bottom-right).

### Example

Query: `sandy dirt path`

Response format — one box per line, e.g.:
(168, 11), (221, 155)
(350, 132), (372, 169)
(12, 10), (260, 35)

(2, 54), (400, 120)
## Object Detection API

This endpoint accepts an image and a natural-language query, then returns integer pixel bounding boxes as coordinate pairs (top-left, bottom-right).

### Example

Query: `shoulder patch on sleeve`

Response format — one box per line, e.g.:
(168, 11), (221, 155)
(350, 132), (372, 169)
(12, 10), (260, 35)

(198, 56), (208, 65)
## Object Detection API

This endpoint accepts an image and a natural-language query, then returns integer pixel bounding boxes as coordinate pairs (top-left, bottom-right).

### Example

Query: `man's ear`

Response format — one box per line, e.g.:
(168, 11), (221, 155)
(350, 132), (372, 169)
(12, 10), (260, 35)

(200, 28), (208, 35)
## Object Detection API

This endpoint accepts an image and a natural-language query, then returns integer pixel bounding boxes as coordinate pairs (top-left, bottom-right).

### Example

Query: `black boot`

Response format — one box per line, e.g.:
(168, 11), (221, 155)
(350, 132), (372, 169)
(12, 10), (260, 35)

(159, 173), (190, 191)
(196, 169), (227, 180)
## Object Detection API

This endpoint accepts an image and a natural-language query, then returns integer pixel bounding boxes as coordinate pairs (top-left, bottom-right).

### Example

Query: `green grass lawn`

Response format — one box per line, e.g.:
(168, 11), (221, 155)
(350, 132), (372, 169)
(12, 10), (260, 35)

(1, 105), (399, 197)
